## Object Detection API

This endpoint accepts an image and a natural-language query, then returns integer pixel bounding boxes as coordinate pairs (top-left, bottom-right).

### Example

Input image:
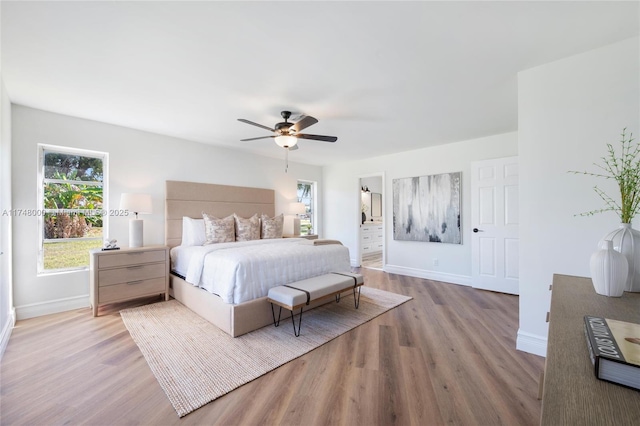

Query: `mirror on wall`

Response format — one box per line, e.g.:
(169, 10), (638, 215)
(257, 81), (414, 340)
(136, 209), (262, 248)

(371, 193), (382, 217)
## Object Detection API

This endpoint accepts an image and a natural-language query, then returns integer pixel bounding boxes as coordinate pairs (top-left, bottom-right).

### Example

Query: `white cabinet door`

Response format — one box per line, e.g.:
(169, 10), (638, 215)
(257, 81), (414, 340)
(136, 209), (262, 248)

(471, 156), (519, 295)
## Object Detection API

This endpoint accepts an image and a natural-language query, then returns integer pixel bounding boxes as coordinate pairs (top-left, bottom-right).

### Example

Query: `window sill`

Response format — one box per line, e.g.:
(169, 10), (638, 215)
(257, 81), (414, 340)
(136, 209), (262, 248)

(37, 266), (89, 277)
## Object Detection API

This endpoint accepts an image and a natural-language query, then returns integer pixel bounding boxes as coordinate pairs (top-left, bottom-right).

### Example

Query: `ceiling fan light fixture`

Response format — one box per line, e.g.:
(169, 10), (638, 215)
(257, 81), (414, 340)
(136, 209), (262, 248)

(239, 111), (336, 149)
(275, 135), (297, 148)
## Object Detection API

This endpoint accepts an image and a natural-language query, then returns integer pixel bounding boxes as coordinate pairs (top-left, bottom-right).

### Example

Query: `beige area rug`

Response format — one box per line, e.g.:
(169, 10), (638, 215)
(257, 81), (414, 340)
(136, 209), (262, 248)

(120, 287), (411, 417)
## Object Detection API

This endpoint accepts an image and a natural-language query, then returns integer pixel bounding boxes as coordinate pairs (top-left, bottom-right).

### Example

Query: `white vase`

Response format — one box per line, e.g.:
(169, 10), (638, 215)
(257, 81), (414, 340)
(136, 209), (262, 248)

(600, 223), (640, 292)
(590, 240), (628, 297)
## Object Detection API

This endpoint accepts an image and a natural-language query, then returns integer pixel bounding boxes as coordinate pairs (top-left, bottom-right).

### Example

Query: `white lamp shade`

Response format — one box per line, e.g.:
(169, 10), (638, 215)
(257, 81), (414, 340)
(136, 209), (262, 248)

(120, 193), (152, 215)
(275, 135), (298, 148)
(290, 202), (306, 215)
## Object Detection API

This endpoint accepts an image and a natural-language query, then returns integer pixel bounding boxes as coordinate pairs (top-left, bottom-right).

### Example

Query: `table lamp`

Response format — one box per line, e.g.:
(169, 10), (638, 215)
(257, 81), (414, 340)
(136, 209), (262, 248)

(120, 193), (152, 248)
(290, 202), (306, 236)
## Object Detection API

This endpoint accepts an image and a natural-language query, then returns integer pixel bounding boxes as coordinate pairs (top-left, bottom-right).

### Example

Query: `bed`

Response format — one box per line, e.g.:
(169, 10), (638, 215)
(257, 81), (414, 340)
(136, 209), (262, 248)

(165, 180), (351, 337)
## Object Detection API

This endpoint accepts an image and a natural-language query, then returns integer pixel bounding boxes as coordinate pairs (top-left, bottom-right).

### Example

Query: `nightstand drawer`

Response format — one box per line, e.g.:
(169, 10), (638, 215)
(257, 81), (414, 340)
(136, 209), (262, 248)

(98, 263), (166, 287)
(98, 277), (166, 304)
(98, 250), (166, 269)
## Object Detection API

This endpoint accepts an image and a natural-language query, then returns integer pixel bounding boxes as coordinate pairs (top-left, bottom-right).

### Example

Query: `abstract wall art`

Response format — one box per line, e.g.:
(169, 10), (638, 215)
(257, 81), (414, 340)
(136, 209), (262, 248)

(392, 172), (461, 244)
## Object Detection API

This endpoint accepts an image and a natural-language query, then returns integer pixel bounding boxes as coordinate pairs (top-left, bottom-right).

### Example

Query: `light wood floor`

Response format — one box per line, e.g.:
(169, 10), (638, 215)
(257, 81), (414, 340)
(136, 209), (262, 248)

(0, 269), (544, 425)
(362, 252), (383, 269)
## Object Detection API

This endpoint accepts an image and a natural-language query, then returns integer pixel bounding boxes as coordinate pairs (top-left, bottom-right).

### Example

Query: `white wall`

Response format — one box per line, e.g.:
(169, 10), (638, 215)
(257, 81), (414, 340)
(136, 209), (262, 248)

(518, 37), (639, 356)
(323, 132), (518, 281)
(11, 105), (323, 319)
(1, 74), (16, 358)
(360, 176), (382, 194)
(0, 0), (15, 359)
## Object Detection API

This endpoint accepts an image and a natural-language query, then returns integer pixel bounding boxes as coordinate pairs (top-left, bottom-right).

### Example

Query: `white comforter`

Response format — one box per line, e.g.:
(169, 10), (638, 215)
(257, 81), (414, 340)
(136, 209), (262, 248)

(171, 238), (351, 304)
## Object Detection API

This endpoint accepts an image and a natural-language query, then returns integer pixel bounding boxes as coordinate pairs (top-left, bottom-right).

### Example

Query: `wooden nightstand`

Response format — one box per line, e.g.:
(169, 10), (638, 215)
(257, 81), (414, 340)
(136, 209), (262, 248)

(89, 245), (169, 316)
(283, 234), (319, 240)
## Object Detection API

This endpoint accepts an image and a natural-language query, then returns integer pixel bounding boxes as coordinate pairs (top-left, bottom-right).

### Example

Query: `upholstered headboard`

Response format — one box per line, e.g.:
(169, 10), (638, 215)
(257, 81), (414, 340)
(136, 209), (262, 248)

(165, 180), (276, 248)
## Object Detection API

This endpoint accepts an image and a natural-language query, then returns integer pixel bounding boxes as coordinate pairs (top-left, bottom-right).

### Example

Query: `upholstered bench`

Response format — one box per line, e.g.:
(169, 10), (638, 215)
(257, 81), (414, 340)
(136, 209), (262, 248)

(267, 272), (364, 336)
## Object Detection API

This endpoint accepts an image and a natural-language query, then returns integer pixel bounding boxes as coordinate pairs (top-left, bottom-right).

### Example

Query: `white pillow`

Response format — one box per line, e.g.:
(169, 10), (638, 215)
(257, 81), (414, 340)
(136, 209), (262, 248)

(181, 217), (206, 246)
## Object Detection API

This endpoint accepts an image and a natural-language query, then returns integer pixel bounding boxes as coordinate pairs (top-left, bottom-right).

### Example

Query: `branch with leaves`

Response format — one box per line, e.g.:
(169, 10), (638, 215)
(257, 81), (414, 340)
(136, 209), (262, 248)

(569, 128), (640, 223)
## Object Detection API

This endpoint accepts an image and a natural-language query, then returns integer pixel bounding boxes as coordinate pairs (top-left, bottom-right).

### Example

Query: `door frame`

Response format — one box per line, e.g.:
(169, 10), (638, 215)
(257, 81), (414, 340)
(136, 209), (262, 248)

(357, 172), (386, 269)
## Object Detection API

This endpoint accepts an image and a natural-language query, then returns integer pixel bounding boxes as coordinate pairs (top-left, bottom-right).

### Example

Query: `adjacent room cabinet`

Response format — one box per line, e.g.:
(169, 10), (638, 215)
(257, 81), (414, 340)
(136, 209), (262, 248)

(90, 245), (169, 316)
(361, 223), (383, 255)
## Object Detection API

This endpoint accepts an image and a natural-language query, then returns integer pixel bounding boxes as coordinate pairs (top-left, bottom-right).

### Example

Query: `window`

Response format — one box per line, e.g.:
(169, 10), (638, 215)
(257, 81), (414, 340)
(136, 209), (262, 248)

(297, 180), (316, 235)
(38, 145), (108, 273)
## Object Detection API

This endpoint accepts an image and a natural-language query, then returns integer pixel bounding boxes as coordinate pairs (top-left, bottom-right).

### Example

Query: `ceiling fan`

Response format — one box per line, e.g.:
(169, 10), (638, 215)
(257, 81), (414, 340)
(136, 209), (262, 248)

(238, 111), (338, 151)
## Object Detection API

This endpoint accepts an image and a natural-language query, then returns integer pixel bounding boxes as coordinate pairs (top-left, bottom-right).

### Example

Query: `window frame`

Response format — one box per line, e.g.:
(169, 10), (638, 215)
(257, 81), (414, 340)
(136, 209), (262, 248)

(297, 180), (317, 235)
(37, 144), (109, 275)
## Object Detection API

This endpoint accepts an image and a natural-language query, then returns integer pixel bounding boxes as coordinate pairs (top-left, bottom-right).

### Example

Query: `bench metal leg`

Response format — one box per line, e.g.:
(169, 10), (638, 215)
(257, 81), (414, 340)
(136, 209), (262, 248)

(291, 307), (304, 337)
(335, 293), (341, 303)
(353, 285), (361, 309)
(272, 303), (304, 336)
(271, 303), (283, 327)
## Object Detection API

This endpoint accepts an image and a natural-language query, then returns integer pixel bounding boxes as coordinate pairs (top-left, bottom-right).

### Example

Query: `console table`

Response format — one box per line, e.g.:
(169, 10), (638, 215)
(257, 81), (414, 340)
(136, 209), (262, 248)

(541, 274), (640, 425)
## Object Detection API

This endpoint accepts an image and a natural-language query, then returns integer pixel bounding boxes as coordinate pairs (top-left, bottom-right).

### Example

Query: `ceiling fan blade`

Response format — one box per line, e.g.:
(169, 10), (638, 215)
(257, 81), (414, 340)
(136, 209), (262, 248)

(237, 119), (274, 132)
(291, 115), (318, 132)
(296, 133), (338, 143)
(240, 135), (276, 142)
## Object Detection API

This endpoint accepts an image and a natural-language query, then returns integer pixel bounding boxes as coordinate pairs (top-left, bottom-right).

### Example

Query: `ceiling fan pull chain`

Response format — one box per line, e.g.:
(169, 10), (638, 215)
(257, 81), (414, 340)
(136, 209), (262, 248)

(285, 148), (289, 173)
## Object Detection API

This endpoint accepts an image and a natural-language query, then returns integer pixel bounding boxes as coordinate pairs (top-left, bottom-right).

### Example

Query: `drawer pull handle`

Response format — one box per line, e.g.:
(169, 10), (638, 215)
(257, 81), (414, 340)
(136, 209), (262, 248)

(127, 280), (144, 285)
(128, 252), (143, 255)
(127, 266), (144, 270)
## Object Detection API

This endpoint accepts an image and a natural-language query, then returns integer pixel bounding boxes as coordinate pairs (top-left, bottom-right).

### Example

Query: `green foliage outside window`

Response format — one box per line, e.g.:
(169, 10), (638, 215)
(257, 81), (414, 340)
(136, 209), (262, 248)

(44, 152), (103, 181)
(41, 149), (106, 271)
(297, 181), (314, 235)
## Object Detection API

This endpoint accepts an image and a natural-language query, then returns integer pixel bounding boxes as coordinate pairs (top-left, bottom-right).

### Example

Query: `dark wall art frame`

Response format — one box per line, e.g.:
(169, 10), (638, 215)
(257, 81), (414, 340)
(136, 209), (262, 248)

(392, 172), (461, 244)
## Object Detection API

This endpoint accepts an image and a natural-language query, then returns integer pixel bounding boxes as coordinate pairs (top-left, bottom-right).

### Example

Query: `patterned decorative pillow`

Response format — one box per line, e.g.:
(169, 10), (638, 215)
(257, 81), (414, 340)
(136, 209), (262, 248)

(202, 212), (235, 244)
(234, 214), (260, 242)
(261, 213), (284, 239)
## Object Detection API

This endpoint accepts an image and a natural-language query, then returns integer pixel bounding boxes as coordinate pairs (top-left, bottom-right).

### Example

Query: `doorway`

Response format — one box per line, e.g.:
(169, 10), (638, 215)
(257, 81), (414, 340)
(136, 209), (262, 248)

(359, 174), (384, 270)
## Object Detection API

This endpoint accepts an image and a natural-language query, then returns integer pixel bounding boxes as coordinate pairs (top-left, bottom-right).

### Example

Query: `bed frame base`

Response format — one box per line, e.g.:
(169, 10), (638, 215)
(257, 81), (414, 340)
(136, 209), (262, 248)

(170, 274), (338, 337)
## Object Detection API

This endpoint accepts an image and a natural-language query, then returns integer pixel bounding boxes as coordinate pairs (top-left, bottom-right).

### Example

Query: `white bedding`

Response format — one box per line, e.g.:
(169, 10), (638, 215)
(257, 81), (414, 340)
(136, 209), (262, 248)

(170, 238), (351, 304)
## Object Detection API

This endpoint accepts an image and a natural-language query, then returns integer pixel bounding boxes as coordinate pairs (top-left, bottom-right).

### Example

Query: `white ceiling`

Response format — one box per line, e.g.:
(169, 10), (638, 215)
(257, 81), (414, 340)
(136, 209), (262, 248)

(2, 1), (638, 166)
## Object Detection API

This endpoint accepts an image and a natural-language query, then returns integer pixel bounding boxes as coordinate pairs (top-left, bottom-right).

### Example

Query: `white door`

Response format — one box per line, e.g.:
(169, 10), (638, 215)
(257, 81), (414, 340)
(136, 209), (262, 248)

(471, 156), (519, 295)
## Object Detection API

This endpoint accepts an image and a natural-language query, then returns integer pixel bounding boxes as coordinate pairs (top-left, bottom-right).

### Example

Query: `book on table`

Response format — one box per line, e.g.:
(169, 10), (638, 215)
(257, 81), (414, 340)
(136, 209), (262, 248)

(583, 315), (640, 391)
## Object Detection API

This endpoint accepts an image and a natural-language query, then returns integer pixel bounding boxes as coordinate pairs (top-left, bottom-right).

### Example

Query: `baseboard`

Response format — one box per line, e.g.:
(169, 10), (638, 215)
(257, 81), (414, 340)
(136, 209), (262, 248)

(516, 329), (547, 357)
(383, 264), (472, 287)
(0, 307), (16, 360)
(15, 295), (89, 320)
